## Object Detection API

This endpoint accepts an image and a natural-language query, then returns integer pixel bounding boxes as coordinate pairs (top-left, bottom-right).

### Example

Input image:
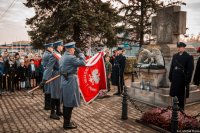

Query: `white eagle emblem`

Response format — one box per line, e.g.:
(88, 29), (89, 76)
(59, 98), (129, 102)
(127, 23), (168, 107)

(89, 69), (100, 85)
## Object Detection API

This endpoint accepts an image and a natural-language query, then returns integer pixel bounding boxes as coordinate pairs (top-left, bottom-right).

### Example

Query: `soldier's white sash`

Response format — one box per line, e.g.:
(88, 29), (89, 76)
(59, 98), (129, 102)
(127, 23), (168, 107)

(53, 51), (62, 60)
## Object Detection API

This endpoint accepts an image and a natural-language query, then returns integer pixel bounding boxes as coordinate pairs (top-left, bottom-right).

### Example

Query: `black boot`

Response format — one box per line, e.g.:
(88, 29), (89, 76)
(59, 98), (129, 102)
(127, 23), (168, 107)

(63, 106), (77, 130)
(47, 94), (51, 109)
(50, 99), (60, 120)
(56, 99), (63, 116)
(114, 84), (121, 96)
(44, 94), (51, 110)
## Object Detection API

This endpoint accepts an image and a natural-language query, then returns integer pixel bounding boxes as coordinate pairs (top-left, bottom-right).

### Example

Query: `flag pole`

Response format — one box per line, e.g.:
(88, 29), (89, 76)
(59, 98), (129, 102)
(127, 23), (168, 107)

(27, 75), (60, 94)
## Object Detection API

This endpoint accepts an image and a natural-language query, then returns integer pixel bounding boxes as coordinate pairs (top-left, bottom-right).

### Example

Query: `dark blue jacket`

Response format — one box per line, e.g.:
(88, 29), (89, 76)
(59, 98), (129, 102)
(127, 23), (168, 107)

(0, 61), (5, 76)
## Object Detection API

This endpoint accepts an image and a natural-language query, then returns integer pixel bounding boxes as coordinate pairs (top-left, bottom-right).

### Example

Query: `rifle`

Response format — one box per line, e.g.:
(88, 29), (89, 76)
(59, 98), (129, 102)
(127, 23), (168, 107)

(27, 75), (60, 94)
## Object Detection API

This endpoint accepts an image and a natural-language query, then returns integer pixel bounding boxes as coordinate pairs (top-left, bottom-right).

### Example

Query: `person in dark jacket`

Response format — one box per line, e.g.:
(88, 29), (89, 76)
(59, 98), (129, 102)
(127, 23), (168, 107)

(111, 47), (126, 95)
(169, 42), (194, 110)
(28, 59), (36, 88)
(38, 55), (43, 83)
(34, 54), (41, 86)
(2, 51), (9, 91)
(5, 55), (17, 93)
(110, 50), (117, 66)
(14, 53), (21, 90)
(0, 55), (5, 95)
(193, 47), (200, 86)
(17, 60), (28, 90)
(24, 56), (30, 89)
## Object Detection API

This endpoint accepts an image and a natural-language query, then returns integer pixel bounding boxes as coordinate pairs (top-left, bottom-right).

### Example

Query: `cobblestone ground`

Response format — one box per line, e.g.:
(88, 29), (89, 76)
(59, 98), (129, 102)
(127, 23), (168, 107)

(0, 89), (159, 133)
(0, 75), (199, 133)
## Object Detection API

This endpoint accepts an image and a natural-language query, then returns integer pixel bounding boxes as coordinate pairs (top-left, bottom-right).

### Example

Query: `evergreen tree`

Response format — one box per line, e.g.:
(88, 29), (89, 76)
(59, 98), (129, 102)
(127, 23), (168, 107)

(115, 0), (163, 46)
(25, 0), (121, 48)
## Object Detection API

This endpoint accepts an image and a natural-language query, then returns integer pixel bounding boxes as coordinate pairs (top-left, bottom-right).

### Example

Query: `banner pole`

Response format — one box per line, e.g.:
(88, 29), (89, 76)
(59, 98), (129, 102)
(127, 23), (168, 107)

(27, 75), (60, 94)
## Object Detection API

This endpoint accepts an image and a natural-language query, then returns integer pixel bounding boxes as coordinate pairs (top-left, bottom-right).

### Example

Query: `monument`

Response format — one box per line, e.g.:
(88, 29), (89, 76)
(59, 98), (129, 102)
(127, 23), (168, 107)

(129, 6), (200, 107)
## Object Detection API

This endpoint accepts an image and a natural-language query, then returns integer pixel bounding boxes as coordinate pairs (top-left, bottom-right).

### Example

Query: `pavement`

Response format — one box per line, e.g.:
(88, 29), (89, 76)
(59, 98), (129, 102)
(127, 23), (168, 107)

(0, 74), (199, 133)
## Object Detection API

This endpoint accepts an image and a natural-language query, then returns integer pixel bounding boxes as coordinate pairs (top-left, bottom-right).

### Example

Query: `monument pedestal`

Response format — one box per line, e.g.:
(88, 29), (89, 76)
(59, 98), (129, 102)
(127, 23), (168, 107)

(129, 83), (200, 107)
(135, 68), (166, 88)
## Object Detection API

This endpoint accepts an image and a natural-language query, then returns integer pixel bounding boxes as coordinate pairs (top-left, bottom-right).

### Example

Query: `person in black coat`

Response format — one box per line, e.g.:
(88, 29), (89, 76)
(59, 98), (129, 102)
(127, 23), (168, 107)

(0, 55), (5, 95)
(193, 47), (200, 86)
(111, 47), (126, 95)
(2, 51), (9, 91)
(110, 50), (117, 66)
(5, 55), (17, 93)
(28, 59), (36, 88)
(17, 60), (28, 90)
(169, 42), (194, 110)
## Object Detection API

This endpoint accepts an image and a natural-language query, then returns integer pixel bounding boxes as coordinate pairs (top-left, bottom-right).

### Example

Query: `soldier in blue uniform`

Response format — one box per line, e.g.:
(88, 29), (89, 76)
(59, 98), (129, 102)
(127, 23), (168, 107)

(169, 42), (194, 110)
(59, 42), (86, 129)
(40, 43), (54, 110)
(48, 40), (64, 120)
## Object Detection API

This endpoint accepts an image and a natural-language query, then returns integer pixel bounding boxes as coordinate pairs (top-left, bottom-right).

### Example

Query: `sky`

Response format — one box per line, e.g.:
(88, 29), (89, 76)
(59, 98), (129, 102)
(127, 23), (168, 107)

(0, 0), (200, 44)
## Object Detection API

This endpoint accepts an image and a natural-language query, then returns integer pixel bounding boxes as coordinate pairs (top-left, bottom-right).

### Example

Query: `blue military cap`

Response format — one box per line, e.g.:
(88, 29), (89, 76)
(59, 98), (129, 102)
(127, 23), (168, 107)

(177, 42), (186, 47)
(44, 43), (53, 48)
(64, 42), (76, 48)
(53, 40), (63, 47)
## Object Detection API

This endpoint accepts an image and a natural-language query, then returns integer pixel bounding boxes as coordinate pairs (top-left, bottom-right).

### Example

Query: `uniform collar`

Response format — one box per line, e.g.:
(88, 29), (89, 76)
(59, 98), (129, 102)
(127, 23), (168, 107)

(54, 49), (61, 54)
(46, 49), (52, 53)
(178, 51), (186, 55)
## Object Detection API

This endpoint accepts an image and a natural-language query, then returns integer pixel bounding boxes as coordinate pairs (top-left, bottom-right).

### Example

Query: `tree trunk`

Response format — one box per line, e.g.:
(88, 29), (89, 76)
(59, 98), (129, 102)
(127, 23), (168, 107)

(72, 23), (81, 48)
(139, 0), (144, 47)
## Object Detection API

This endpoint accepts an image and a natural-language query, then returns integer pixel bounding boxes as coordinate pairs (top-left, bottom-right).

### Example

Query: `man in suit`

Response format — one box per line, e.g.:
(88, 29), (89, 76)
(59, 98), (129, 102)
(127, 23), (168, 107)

(59, 42), (86, 129)
(40, 43), (54, 110)
(169, 42), (194, 110)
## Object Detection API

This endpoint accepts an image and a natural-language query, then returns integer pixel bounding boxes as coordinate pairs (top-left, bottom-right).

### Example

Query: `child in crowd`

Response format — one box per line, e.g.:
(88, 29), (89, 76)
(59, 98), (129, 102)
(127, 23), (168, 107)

(24, 56), (30, 89)
(98, 55), (112, 98)
(28, 59), (36, 88)
(105, 56), (112, 92)
(17, 60), (28, 90)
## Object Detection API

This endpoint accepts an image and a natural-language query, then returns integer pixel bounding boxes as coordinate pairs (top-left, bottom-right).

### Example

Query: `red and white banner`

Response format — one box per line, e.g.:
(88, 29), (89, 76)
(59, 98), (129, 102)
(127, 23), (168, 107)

(78, 52), (107, 104)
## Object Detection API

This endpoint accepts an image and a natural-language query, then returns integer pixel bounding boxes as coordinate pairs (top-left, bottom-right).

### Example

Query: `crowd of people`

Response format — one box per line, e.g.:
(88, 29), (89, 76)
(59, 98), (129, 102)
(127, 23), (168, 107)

(0, 51), (43, 95)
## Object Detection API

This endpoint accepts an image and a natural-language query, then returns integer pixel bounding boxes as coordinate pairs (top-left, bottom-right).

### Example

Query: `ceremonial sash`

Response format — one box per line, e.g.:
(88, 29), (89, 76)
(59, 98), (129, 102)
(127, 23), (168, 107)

(53, 51), (62, 60)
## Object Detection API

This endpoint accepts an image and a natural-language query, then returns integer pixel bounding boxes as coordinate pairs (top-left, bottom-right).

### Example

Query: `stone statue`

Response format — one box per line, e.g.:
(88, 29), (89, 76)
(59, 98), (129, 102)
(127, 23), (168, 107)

(151, 48), (165, 66)
(136, 48), (165, 69)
